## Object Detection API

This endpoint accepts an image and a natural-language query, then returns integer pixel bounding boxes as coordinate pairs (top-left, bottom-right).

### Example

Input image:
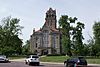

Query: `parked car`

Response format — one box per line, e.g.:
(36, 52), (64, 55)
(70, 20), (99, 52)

(25, 55), (40, 66)
(64, 56), (87, 67)
(0, 55), (9, 63)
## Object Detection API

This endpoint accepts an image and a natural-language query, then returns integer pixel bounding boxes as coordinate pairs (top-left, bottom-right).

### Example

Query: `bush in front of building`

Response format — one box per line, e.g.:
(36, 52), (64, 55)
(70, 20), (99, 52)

(47, 54), (66, 56)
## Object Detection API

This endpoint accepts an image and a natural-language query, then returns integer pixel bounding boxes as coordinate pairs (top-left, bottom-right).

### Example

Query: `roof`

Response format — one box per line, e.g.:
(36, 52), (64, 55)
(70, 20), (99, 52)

(50, 28), (59, 32)
(35, 29), (41, 33)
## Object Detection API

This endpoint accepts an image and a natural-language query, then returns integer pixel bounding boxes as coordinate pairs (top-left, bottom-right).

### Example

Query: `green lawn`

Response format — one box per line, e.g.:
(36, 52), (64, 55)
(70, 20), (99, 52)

(40, 56), (100, 64)
(9, 55), (100, 64)
(9, 55), (26, 60)
(87, 59), (100, 64)
(9, 57), (24, 60)
(40, 56), (69, 62)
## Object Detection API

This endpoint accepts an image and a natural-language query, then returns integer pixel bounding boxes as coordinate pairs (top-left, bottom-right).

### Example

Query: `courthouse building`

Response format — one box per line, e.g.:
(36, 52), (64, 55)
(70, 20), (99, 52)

(30, 8), (62, 55)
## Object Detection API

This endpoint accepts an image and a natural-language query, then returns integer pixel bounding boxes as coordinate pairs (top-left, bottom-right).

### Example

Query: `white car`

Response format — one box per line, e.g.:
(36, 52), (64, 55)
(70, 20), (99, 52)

(25, 55), (40, 66)
(0, 55), (9, 62)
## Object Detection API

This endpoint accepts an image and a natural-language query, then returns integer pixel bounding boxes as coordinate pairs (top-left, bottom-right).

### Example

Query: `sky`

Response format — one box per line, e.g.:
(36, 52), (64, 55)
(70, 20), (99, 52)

(0, 0), (100, 44)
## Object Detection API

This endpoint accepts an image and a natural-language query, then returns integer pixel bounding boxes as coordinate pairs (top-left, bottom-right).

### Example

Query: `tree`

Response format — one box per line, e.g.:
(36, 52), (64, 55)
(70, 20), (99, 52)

(2, 16), (23, 35)
(0, 16), (23, 55)
(22, 40), (30, 55)
(59, 15), (77, 56)
(85, 33), (95, 56)
(93, 21), (100, 56)
(59, 15), (85, 56)
(72, 22), (85, 56)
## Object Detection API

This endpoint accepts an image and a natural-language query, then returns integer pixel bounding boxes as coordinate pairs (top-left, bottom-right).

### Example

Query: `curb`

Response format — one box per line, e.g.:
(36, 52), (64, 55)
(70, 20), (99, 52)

(41, 62), (64, 65)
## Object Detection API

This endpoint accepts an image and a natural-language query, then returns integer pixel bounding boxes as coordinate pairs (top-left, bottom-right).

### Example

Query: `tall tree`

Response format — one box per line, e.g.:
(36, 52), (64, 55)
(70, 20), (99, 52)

(93, 21), (100, 56)
(59, 15), (77, 56)
(2, 16), (23, 35)
(0, 16), (23, 55)
(72, 22), (85, 55)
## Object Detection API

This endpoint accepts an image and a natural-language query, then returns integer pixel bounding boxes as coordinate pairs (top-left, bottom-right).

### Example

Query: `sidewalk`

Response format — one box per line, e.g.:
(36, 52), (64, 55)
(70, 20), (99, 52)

(88, 64), (100, 66)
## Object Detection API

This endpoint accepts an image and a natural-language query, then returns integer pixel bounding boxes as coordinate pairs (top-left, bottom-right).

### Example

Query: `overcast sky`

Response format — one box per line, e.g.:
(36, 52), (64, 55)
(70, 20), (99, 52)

(0, 0), (100, 44)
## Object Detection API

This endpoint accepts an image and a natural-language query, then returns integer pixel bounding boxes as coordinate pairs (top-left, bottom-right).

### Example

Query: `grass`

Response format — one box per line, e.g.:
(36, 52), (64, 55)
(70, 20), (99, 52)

(40, 56), (69, 62)
(40, 56), (100, 64)
(8, 55), (100, 64)
(9, 56), (24, 60)
(9, 55), (26, 60)
(87, 59), (100, 64)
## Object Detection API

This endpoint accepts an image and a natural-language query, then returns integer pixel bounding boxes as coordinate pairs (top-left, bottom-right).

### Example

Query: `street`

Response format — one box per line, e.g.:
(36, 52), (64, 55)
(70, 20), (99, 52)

(0, 61), (64, 67)
(0, 61), (100, 67)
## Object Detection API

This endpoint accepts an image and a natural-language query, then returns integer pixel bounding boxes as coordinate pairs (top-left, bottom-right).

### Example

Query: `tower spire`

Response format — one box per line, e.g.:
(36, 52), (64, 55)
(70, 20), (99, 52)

(45, 8), (57, 29)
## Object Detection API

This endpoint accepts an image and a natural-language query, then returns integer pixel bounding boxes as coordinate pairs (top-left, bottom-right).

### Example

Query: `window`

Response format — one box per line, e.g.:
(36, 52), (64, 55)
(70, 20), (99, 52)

(32, 55), (39, 58)
(36, 43), (37, 48)
(43, 31), (49, 47)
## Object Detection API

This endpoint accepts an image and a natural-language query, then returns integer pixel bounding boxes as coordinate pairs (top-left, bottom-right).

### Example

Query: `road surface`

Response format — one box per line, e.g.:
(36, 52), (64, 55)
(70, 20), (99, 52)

(0, 61), (64, 67)
(0, 61), (100, 67)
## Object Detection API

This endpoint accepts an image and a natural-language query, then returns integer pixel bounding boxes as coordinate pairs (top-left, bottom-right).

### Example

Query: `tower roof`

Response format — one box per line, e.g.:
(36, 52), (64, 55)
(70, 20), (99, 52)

(46, 8), (56, 14)
(49, 8), (53, 11)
